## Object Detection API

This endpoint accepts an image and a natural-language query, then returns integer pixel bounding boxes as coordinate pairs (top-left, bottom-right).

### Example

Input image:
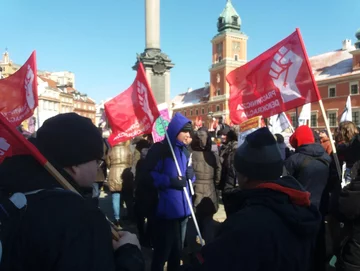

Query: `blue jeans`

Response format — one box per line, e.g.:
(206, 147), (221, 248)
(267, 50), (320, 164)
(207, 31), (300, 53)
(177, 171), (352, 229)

(151, 217), (189, 271)
(112, 192), (121, 220)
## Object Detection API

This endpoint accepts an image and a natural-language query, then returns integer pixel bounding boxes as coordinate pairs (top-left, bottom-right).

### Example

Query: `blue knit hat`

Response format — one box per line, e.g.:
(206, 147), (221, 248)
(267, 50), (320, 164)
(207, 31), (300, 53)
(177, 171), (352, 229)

(234, 127), (283, 181)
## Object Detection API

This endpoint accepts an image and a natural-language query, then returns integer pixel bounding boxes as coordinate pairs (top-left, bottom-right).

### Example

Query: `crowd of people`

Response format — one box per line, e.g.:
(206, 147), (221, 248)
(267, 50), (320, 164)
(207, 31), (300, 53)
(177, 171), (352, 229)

(2, 112), (360, 271)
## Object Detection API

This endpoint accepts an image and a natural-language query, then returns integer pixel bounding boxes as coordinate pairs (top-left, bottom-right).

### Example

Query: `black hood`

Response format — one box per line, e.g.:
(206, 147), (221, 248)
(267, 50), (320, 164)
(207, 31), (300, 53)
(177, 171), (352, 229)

(297, 143), (331, 162)
(0, 155), (87, 195)
(230, 176), (321, 237)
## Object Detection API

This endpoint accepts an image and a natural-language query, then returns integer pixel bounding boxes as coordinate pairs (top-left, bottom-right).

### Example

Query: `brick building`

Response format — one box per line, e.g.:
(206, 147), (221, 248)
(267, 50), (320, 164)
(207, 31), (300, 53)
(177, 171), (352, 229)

(172, 1), (360, 131)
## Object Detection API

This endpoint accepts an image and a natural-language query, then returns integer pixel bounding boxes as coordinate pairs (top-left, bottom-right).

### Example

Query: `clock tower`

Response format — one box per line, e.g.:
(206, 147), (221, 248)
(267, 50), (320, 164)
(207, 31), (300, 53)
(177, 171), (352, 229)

(209, 0), (248, 123)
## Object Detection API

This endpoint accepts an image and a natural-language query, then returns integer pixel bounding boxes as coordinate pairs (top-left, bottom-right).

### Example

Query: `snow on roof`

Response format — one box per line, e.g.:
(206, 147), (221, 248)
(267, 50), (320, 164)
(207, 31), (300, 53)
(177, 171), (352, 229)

(310, 47), (360, 81)
(172, 87), (210, 109)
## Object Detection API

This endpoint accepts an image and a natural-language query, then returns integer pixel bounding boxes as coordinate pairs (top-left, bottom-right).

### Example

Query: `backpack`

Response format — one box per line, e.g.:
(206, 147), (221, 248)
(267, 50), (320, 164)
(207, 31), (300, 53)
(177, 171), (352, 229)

(292, 155), (330, 180)
(135, 141), (171, 217)
(0, 193), (27, 270)
(0, 189), (75, 270)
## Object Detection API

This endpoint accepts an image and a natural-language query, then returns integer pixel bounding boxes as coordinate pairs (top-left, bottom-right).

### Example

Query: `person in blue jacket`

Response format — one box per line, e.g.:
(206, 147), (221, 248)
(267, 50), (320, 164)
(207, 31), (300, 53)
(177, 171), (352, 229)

(147, 112), (195, 271)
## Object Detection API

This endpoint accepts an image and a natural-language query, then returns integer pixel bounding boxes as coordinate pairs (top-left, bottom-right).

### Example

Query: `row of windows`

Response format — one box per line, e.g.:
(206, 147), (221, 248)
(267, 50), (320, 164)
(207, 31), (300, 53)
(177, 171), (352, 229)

(182, 105), (221, 117)
(61, 97), (72, 103)
(42, 101), (58, 111)
(328, 83), (359, 98)
(61, 106), (72, 113)
(78, 112), (95, 119)
(290, 110), (360, 128)
(74, 103), (95, 111)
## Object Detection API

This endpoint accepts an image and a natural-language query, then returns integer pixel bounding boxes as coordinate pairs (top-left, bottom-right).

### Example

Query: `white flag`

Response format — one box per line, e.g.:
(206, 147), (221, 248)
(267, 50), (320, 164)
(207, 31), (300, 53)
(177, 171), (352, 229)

(298, 103), (311, 126)
(268, 113), (290, 134)
(340, 96), (352, 123)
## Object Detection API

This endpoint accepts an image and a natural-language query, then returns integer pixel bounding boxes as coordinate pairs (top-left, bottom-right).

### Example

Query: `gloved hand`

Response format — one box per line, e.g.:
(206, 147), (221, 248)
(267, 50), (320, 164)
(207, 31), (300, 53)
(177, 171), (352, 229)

(170, 176), (187, 190)
(186, 166), (195, 181)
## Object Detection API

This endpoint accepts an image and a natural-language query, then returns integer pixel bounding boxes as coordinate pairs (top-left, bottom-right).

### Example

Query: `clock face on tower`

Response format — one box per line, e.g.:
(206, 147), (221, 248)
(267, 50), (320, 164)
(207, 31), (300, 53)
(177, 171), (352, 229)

(232, 41), (240, 52)
(216, 73), (220, 83)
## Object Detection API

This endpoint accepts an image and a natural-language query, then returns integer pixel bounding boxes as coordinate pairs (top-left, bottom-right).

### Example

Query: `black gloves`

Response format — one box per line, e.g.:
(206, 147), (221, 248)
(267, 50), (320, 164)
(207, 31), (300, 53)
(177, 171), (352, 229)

(186, 166), (195, 181)
(170, 176), (187, 190)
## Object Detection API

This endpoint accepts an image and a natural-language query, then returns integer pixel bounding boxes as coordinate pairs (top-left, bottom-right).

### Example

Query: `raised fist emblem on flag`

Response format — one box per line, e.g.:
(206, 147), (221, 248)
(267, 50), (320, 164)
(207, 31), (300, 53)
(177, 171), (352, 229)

(269, 46), (303, 103)
(137, 81), (154, 123)
(25, 65), (35, 110)
(0, 137), (10, 157)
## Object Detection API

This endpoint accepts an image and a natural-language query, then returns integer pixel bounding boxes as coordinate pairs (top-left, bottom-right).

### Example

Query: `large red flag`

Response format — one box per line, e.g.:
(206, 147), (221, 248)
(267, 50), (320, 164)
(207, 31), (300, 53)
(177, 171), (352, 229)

(105, 63), (160, 146)
(0, 51), (38, 126)
(227, 29), (320, 124)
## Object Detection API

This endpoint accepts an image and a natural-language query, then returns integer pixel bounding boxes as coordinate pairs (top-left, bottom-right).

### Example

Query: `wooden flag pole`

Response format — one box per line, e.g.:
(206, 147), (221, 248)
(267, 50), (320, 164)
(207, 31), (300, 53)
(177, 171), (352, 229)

(318, 99), (342, 180)
(43, 162), (120, 241)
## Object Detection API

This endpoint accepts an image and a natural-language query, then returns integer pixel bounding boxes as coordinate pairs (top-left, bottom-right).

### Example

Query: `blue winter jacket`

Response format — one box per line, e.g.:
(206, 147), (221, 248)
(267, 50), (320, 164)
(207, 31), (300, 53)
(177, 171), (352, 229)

(149, 112), (193, 219)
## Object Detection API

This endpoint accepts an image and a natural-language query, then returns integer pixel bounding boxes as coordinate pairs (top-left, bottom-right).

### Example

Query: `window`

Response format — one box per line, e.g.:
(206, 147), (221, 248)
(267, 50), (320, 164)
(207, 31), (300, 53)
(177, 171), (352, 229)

(216, 105), (220, 112)
(234, 54), (239, 61)
(216, 88), (221, 96)
(43, 101), (48, 110)
(353, 110), (360, 126)
(350, 82), (359, 95)
(328, 86), (336, 97)
(190, 110), (193, 116)
(201, 108), (204, 115)
(232, 16), (238, 25)
(310, 113), (317, 127)
(208, 107), (211, 113)
(195, 109), (198, 116)
(290, 114), (296, 126)
(216, 42), (223, 62)
(328, 112), (337, 127)
(184, 111), (187, 117)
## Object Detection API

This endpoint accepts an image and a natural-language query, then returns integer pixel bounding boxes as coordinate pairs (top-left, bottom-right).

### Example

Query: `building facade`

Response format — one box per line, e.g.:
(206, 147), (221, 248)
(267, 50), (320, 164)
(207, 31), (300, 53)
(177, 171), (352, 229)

(72, 92), (96, 124)
(172, 2), (360, 131)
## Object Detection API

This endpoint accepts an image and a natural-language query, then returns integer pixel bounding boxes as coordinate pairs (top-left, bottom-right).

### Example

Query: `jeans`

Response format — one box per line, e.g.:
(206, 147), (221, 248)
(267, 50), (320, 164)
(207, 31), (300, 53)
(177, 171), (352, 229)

(151, 217), (189, 271)
(112, 192), (121, 220)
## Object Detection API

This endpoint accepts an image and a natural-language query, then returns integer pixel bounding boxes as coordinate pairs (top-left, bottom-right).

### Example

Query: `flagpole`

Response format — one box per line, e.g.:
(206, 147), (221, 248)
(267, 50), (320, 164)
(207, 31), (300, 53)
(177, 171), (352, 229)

(296, 28), (342, 180)
(160, 118), (204, 247)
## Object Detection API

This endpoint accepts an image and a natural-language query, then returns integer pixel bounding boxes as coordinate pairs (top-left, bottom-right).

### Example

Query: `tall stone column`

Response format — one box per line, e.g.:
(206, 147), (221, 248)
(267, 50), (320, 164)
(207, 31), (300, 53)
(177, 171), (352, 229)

(145, 0), (160, 49)
(133, 0), (174, 105)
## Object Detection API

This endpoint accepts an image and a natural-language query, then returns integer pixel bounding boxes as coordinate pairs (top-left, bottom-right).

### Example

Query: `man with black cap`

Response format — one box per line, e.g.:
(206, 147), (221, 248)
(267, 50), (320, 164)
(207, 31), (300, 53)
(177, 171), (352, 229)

(0, 113), (144, 271)
(199, 127), (321, 271)
(146, 112), (195, 271)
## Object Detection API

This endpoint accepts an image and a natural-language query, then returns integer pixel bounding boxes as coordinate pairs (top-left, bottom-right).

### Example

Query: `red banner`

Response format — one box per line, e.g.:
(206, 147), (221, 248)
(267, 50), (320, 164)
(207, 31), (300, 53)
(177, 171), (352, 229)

(105, 63), (160, 146)
(227, 29), (320, 124)
(0, 113), (47, 165)
(0, 51), (38, 126)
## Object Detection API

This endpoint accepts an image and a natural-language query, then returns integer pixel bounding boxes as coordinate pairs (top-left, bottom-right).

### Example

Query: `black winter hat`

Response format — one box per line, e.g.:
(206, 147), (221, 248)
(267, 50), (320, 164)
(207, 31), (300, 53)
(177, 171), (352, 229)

(180, 122), (192, 133)
(36, 113), (103, 167)
(234, 127), (283, 181)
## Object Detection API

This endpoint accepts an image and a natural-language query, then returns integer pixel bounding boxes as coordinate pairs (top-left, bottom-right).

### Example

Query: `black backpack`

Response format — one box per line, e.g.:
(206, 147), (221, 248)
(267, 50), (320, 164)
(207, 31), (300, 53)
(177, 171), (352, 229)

(136, 141), (171, 217)
(0, 192), (27, 270)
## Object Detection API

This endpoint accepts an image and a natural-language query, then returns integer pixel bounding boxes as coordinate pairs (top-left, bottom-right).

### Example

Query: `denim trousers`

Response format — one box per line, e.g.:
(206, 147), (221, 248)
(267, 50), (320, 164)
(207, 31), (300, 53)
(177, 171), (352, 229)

(112, 192), (121, 220)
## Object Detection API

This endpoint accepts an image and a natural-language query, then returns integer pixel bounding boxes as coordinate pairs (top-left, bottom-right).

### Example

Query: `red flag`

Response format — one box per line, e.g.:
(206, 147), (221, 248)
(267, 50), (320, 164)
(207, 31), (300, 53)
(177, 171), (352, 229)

(0, 113), (46, 165)
(105, 63), (160, 146)
(0, 51), (38, 126)
(227, 29), (320, 124)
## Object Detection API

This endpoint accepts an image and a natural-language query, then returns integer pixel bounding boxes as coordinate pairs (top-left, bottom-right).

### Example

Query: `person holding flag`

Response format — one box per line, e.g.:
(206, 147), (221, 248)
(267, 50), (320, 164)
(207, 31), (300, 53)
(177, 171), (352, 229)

(146, 112), (195, 271)
(0, 113), (144, 271)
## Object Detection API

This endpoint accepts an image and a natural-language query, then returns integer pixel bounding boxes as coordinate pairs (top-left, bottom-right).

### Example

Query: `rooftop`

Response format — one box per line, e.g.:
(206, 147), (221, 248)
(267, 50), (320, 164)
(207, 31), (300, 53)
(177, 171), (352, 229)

(309, 44), (360, 81)
(172, 87), (210, 109)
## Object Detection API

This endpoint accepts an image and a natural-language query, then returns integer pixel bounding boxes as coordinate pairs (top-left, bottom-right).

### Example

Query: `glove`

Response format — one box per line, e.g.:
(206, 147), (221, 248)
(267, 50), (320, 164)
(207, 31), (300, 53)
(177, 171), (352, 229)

(170, 176), (187, 190)
(186, 166), (195, 181)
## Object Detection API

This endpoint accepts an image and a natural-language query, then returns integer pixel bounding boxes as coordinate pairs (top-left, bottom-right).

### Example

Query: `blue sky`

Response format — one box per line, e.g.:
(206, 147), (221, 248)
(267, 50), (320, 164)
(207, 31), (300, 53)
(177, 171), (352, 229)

(2, 0), (359, 103)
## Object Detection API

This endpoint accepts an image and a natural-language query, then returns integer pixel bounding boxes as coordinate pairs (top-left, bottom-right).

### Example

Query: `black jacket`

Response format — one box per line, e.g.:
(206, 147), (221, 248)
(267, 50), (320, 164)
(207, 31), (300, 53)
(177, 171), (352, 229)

(200, 176), (321, 271)
(284, 143), (331, 209)
(0, 155), (144, 271)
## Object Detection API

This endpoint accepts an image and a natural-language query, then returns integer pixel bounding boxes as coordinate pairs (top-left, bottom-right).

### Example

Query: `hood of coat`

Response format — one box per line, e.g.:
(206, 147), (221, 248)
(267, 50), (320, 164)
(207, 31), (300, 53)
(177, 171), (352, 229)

(296, 143), (331, 163)
(191, 130), (211, 151)
(166, 112), (191, 145)
(290, 126), (315, 149)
